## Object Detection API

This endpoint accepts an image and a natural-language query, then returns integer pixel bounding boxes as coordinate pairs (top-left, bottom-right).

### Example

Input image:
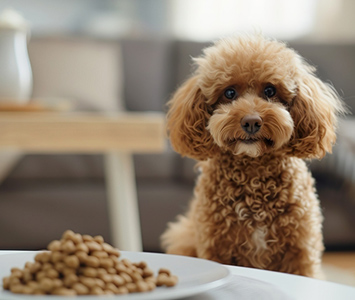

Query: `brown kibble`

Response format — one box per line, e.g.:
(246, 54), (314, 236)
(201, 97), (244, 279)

(120, 272), (133, 284)
(82, 267), (98, 278)
(75, 251), (88, 264)
(2, 276), (10, 289)
(54, 261), (65, 273)
(35, 271), (47, 281)
(112, 274), (125, 287)
(98, 273), (112, 283)
(156, 273), (178, 287)
(146, 280), (156, 291)
(117, 286), (129, 294)
(94, 278), (105, 289)
(52, 287), (76, 296)
(158, 268), (171, 276)
(105, 290), (115, 295)
(72, 233), (83, 244)
(27, 280), (40, 289)
(126, 282), (137, 293)
(109, 254), (119, 261)
(156, 273), (169, 286)
(102, 242), (113, 252)
(102, 243), (120, 257)
(50, 251), (63, 263)
(94, 235), (104, 244)
(10, 284), (25, 294)
(32, 290), (44, 296)
(34, 290), (46, 295)
(23, 285), (35, 294)
(82, 234), (93, 242)
(122, 258), (133, 268)
(165, 275), (178, 287)
(137, 280), (149, 292)
(144, 276), (156, 284)
(42, 262), (53, 271)
(91, 250), (109, 258)
(97, 268), (107, 276)
(91, 286), (104, 295)
(29, 262), (41, 274)
(39, 277), (54, 292)
(23, 269), (33, 282)
(115, 263), (127, 273)
(11, 267), (22, 274)
(130, 271), (143, 282)
(85, 241), (102, 252)
(63, 273), (78, 288)
(76, 242), (89, 253)
(62, 230), (75, 240)
(62, 267), (76, 276)
(46, 268), (59, 279)
(61, 240), (76, 254)
(107, 267), (117, 274)
(34, 253), (42, 263)
(52, 278), (63, 288)
(79, 276), (97, 288)
(48, 240), (61, 251)
(72, 282), (89, 295)
(143, 267), (154, 278)
(9, 277), (21, 286)
(135, 261), (147, 269)
(2, 230), (178, 296)
(122, 267), (133, 276)
(85, 255), (100, 268)
(106, 282), (119, 294)
(100, 257), (114, 269)
(64, 255), (80, 268)
(10, 268), (23, 279)
(35, 252), (51, 263)
(110, 248), (120, 257)
(42, 252), (52, 263)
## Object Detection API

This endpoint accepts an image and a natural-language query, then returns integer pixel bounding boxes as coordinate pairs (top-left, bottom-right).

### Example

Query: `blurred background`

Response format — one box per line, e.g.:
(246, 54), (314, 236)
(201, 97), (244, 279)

(0, 0), (354, 283)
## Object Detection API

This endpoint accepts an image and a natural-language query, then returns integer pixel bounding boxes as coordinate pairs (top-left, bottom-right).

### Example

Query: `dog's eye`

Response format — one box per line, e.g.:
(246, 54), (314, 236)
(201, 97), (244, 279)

(223, 87), (238, 100)
(264, 85), (277, 98)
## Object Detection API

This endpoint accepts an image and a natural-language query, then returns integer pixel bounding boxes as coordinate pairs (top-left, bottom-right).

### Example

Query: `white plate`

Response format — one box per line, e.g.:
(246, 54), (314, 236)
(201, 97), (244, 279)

(0, 251), (231, 299)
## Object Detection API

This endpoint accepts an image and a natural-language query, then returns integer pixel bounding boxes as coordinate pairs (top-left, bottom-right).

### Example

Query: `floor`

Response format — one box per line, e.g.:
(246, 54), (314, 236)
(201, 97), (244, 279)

(322, 252), (355, 286)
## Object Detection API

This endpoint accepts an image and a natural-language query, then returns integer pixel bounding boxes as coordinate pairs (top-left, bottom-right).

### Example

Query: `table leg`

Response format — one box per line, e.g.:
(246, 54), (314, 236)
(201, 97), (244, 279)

(104, 152), (143, 251)
(0, 149), (23, 184)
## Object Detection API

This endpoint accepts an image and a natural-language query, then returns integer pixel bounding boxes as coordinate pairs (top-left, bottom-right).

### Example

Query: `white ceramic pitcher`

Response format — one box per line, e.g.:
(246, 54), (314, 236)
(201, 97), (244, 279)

(0, 9), (32, 104)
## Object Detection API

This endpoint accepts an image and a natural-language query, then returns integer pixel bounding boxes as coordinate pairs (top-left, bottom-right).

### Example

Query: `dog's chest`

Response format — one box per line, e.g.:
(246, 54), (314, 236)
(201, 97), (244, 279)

(196, 155), (314, 267)
(199, 156), (296, 224)
(196, 155), (309, 246)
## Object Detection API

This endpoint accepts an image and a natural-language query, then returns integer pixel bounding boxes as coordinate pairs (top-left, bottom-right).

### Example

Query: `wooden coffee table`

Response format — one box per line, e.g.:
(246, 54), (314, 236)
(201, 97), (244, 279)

(0, 111), (166, 252)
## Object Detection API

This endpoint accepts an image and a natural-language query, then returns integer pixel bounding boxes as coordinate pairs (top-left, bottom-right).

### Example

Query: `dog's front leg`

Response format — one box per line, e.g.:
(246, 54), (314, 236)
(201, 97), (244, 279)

(161, 213), (198, 257)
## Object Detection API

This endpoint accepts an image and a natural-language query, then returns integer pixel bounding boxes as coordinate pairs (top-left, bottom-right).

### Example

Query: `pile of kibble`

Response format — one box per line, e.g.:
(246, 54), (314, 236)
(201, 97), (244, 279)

(2, 230), (178, 295)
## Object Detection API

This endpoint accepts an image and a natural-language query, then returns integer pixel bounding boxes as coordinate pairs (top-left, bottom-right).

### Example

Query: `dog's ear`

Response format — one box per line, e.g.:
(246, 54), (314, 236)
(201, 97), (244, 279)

(289, 63), (344, 159)
(166, 76), (219, 160)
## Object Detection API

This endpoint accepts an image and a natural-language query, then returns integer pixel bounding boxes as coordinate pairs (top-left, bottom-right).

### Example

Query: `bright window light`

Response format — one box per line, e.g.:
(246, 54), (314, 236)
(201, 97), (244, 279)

(170, 0), (319, 41)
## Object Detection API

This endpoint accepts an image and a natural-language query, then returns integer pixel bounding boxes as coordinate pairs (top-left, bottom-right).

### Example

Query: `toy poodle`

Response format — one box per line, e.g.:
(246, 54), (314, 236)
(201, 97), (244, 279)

(161, 34), (345, 278)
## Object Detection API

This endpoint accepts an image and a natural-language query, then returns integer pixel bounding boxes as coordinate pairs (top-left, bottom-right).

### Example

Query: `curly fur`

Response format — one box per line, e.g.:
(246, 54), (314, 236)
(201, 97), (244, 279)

(161, 34), (345, 278)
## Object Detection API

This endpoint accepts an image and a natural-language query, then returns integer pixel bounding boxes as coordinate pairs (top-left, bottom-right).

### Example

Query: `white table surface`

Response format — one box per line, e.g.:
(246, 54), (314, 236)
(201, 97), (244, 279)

(1, 251), (354, 300)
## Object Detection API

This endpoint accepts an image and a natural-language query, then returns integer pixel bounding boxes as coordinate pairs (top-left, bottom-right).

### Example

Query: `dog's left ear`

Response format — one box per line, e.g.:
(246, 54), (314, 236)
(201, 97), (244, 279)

(166, 76), (219, 160)
(289, 62), (345, 159)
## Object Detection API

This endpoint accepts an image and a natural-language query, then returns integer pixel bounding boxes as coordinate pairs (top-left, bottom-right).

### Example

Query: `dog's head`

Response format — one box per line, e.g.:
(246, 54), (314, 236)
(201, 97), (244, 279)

(167, 35), (345, 160)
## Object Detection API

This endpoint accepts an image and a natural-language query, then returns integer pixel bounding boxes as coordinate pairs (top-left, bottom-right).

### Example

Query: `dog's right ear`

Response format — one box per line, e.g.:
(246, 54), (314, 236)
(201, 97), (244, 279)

(166, 76), (219, 160)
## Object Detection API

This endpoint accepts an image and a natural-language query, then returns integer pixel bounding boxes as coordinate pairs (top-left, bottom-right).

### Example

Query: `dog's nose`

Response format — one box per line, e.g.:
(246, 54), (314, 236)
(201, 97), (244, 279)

(241, 115), (262, 134)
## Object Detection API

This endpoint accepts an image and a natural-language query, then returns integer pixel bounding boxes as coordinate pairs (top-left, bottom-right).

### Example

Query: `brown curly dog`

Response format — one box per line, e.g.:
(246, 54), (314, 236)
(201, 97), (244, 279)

(161, 35), (345, 278)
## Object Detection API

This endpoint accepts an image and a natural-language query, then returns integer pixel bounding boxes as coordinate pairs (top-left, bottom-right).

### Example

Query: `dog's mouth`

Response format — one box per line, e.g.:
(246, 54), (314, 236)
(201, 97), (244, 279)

(228, 137), (275, 147)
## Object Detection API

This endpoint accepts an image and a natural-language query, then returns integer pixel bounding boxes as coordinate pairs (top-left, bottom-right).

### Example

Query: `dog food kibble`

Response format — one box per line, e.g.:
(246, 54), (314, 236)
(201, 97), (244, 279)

(2, 230), (178, 295)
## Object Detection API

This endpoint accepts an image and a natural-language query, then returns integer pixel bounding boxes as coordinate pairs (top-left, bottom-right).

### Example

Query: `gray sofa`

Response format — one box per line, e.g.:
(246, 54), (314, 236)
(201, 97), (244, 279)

(0, 37), (354, 251)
